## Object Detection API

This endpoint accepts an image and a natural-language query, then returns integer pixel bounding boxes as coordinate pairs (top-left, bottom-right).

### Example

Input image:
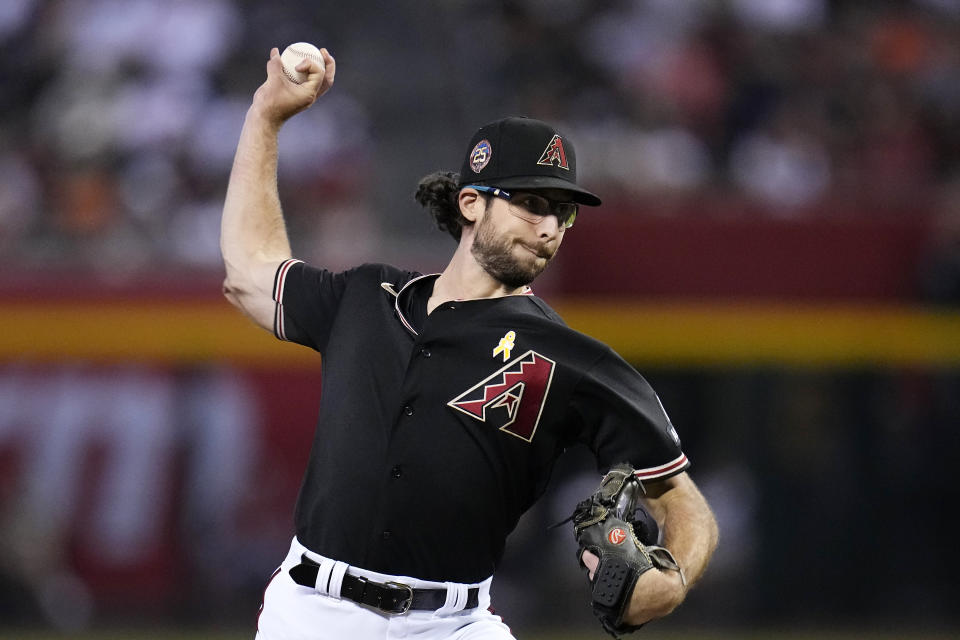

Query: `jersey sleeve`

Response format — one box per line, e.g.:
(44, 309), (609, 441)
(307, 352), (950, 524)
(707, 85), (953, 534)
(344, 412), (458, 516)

(272, 258), (354, 352)
(570, 348), (689, 481)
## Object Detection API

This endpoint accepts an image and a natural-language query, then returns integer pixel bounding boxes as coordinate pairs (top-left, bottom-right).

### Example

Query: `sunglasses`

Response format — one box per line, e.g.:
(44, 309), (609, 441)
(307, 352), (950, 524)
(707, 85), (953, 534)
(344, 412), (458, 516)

(465, 185), (578, 229)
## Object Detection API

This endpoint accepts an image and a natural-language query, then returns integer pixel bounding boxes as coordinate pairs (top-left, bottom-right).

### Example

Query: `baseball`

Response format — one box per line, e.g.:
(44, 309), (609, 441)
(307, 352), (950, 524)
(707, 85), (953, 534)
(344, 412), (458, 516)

(280, 42), (325, 84)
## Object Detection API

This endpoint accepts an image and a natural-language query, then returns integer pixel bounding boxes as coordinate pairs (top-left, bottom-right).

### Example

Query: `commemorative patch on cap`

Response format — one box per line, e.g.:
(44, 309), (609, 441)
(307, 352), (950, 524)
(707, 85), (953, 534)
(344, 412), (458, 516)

(469, 139), (493, 174)
(536, 134), (569, 170)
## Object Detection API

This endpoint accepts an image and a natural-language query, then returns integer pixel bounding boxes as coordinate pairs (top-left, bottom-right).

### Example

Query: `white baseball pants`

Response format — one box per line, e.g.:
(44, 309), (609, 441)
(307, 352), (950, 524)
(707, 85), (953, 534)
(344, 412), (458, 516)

(255, 538), (516, 640)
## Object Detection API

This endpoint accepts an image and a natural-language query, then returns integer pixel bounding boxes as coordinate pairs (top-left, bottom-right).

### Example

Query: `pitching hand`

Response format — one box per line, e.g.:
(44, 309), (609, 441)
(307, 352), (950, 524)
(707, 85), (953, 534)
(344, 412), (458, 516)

(252, 47), (336, 126)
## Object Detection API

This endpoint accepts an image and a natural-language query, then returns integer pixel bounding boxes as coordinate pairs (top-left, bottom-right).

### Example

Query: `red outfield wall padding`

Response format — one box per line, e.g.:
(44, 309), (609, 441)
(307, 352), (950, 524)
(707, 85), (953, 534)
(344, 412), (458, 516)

(557, 210), (932, 301)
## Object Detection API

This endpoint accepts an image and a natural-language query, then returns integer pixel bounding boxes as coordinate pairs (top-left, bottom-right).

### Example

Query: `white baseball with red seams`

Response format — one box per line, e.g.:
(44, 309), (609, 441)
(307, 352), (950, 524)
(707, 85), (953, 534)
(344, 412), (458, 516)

(280, 42), (324, 84)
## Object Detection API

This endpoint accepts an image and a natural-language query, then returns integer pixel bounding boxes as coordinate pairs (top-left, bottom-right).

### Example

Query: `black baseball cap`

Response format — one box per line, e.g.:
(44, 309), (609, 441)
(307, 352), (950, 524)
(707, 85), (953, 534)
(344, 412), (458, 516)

(457, 116), (602, 206)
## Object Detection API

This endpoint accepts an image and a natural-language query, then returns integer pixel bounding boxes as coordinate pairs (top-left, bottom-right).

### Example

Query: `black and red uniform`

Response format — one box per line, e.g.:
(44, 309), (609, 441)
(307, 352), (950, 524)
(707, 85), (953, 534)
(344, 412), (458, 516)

(272, 259), (689, 585)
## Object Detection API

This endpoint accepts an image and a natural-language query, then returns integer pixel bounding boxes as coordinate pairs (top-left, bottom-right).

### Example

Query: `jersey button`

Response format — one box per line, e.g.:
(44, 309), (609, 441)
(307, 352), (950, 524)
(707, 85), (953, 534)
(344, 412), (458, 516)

(420, 347), (431, 358)
(391, 465), (403, 478)
(403, 405), (414, 416)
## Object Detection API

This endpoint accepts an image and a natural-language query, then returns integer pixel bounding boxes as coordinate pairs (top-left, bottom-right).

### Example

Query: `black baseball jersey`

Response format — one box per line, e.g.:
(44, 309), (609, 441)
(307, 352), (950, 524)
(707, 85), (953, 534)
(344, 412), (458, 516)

(272, 259), (689, 584)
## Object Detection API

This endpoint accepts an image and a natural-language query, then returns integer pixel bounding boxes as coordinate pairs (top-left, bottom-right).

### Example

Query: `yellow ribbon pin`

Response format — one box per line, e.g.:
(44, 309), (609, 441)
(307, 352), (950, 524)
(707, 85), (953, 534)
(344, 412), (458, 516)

(493, 331), (516, 361)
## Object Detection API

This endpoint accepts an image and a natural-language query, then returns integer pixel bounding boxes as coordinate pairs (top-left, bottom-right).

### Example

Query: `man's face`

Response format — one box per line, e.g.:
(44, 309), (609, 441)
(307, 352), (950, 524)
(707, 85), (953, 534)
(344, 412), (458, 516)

(470, 189), (571, 288)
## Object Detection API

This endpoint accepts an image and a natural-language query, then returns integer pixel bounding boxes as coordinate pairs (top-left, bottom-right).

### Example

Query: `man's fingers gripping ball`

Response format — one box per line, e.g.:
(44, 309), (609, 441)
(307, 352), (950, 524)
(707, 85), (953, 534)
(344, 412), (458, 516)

(280, 42), (325, 84)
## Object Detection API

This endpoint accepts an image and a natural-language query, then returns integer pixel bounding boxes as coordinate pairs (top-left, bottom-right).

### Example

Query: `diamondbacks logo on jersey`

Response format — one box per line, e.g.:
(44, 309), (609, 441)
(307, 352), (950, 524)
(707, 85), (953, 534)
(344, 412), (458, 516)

(448, 350), (556, 442)
(536, 134), (569, 170)
(469, 139), (492, 173)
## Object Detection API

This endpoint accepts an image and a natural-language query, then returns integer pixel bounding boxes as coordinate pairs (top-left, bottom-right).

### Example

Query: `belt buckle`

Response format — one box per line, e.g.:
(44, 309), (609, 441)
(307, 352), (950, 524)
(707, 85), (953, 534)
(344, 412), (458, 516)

(383, 581), (414, 614)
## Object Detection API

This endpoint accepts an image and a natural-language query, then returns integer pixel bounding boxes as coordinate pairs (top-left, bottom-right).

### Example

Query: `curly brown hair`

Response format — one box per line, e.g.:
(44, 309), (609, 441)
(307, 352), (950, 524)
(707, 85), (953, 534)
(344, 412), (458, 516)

(414, 171), (470, 242)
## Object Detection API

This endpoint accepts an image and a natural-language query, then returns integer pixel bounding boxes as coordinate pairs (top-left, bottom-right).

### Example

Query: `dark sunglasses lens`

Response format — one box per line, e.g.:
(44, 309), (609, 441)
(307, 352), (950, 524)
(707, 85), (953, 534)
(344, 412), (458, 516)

(556, 204), (577, 228)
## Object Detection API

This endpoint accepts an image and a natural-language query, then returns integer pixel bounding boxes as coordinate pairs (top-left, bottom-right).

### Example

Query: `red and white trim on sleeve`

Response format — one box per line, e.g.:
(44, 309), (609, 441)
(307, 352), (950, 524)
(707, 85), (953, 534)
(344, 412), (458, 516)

(273, 259), (302, 303)
(634, 453), (689, 481)
(273, 258), (302, 341)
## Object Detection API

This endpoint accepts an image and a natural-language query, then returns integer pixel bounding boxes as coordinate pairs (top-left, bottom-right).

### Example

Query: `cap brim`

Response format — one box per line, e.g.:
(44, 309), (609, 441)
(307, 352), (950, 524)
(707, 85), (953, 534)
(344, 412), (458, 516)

(493, 175), (602, 206)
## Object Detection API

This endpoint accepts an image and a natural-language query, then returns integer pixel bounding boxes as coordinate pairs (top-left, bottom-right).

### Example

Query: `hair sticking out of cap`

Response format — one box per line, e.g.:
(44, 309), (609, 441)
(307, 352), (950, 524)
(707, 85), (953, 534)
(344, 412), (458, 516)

(415, 171), (466, 242)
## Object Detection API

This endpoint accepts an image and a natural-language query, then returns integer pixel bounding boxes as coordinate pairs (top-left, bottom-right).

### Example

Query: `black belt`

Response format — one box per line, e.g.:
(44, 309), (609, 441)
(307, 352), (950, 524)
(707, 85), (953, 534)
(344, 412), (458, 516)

(288, 555), (480, 615)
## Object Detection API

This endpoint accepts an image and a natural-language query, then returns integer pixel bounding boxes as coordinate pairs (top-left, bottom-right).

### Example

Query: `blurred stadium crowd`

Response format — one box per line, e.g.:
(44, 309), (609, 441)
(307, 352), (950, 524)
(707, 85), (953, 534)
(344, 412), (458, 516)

(1, 0), (959, 283)
(2, 0), (960, 636)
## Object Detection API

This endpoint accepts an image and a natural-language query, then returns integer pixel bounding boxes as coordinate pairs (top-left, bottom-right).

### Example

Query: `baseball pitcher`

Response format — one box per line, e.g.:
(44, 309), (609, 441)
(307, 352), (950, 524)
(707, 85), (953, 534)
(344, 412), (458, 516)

(221, 46), (718, 640)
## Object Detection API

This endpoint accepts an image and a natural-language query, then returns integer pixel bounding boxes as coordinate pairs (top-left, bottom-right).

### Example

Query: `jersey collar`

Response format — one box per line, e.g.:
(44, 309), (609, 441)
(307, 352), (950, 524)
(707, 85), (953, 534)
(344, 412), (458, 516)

(384, 273), (440, 336)
(382, 273), (535, 337)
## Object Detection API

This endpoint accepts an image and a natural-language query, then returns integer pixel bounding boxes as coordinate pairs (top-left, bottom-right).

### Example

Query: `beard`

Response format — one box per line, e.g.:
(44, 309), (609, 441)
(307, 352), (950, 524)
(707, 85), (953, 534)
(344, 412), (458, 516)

(470, 211), (553, 288)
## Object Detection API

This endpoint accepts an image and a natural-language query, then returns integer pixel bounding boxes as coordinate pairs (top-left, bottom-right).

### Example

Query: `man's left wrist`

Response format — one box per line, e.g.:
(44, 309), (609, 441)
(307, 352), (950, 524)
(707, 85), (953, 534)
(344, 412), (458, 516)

(658, 568), (687, 614)
(624, 569), (684, 626)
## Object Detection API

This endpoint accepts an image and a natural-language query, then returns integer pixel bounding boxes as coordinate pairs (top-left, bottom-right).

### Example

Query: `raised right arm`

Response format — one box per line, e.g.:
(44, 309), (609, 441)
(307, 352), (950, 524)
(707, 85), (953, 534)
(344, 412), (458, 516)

(220, 46), (336, 330)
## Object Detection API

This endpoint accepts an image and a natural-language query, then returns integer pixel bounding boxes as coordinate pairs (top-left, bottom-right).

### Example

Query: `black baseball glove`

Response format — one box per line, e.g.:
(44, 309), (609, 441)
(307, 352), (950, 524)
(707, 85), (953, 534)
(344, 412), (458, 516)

(572, 463), (682, 638)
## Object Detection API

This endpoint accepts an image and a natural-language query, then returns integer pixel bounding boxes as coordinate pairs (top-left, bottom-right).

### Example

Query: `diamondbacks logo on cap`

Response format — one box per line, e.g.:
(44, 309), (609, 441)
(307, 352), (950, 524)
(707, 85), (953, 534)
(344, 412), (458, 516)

(469, 140), (492, 173)
(536, 134), (569, 170)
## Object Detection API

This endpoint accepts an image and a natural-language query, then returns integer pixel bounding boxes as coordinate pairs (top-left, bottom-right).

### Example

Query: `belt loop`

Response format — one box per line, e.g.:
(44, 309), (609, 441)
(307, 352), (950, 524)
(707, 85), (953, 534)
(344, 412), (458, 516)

(435, 581), (468, 616)
(314, 558), (336, 595)
(328, 561), (349, 598)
